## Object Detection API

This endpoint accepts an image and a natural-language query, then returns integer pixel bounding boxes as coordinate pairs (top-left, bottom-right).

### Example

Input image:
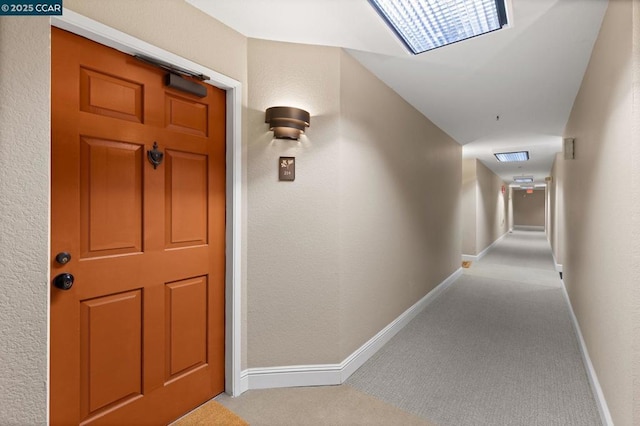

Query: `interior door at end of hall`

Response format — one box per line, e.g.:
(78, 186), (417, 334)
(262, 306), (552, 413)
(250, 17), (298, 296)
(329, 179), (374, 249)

(50, 27), (226, 425)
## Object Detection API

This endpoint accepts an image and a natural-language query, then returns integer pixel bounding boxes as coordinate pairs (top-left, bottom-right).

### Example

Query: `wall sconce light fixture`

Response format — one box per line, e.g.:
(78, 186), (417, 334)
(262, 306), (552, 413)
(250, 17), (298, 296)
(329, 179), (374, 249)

(265, 106), (310, 140)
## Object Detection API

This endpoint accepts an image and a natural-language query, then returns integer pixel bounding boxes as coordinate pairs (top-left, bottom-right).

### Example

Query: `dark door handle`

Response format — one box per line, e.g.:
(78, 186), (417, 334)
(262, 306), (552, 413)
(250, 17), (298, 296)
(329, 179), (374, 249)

(53, 273), (74, 290)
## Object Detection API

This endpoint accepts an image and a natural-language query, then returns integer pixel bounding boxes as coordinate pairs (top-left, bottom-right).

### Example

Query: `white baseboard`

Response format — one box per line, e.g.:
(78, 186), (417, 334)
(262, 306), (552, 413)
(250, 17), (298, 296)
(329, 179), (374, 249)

(462, 231), (508, 262)
(239, 370), (249, 394)
(240, 268), (463, 392)
(560, 281), (613, 426)
(339, 268), (462, 381)
(551, 251), (563, 273)
(245, 364), (342, 390)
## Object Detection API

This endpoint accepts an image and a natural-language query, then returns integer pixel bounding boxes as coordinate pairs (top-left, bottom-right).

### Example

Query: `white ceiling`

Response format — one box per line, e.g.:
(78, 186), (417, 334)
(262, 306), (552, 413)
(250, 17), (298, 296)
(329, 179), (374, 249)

(186, 0), (608, 185)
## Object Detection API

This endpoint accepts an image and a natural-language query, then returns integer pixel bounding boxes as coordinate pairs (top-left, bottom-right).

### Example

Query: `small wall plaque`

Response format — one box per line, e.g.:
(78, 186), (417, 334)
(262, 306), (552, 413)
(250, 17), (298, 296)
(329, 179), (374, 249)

(279, 157), (295, 181)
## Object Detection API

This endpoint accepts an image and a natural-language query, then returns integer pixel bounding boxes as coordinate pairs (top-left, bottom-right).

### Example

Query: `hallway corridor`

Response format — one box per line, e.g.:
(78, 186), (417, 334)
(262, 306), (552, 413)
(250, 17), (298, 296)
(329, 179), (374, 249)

(180, 229), (601, 425)
(348, 228), (600, 425)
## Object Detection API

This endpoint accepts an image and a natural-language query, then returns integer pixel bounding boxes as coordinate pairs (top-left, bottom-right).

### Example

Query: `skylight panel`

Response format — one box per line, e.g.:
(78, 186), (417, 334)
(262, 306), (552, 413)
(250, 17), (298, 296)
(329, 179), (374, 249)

(369, 0), (508, 54)
(494, 151), (529, 162)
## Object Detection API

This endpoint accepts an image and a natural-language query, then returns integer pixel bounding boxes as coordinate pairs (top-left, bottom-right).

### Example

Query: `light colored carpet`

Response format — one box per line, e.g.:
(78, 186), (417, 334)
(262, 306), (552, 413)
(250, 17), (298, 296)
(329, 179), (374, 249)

(180, 230), (600, 425)
(481, 228), (557, 271)
(347, 230), (601, 426)
(215, 384), (435, 426)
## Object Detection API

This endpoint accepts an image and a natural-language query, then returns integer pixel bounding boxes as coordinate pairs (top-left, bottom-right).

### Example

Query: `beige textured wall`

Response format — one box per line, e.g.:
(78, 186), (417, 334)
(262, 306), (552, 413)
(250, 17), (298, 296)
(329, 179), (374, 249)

(475, 161), (508, 253)
(64, 0), (247, 83)
(562, 0), (635, 424)
(0, 17), (50, 424)
(245, 42), (462, 366)
(632, 2), (640, 423)
(338, 51), (461, 358)
(507, 187), (514, 231)
(246, 39), (342, 366)
(549, 153), (566, 266)
(512, 189), (545, 227)
(461, 159), (477, 255)
(461, 159), (507, 256)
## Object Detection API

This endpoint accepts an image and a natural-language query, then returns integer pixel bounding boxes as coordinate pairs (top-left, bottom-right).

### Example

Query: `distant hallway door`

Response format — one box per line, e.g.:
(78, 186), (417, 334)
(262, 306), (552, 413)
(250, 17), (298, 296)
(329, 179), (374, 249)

(50, 27), (226, 425)
(512, 189), (545, 228)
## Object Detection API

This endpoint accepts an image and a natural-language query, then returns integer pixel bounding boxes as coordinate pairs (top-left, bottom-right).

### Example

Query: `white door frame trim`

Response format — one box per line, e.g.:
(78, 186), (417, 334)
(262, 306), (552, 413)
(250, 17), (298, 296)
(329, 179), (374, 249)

(50, 9), (244, 397)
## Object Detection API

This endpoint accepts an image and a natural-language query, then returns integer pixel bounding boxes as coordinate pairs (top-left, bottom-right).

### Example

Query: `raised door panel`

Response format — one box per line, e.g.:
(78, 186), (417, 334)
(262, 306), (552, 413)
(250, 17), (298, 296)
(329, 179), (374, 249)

(165, 93), (208, 137)
(80, 137), (143, 258)
(80, 68), (143, 123)
(80, 290), (143, 422)
(165, 277), (208, 382)
(165, 150), (208, 248)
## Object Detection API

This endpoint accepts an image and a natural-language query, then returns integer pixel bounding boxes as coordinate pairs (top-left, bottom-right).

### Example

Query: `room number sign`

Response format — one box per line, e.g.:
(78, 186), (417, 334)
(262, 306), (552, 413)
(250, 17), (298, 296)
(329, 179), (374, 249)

(279, 157), (295, 181)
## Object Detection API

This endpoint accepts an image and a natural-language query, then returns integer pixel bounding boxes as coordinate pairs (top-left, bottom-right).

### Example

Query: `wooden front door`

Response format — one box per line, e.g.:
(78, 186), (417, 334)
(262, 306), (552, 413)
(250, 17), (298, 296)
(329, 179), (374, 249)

(50, 28), (226, 425)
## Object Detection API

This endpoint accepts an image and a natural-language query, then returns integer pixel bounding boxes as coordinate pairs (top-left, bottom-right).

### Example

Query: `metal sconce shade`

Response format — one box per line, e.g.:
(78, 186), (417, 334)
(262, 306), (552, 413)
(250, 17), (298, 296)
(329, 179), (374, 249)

(265, 106), (310, 140)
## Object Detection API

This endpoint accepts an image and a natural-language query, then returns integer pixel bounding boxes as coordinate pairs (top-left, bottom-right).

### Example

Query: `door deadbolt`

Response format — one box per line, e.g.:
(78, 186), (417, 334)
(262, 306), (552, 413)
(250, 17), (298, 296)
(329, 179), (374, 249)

(55, 252), (71, 265)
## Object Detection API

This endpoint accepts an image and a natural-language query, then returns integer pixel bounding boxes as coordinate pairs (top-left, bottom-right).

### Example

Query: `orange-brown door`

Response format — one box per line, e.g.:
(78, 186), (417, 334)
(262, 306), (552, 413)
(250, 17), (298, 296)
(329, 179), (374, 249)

(50, 28), (225, 425)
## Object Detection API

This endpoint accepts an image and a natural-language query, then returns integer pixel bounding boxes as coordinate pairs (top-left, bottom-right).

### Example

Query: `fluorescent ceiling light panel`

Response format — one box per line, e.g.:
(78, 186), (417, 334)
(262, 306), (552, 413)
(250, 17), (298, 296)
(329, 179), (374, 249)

(369, 0), (508, 54)
(520, 185), (534, 190)
(494, 151), (529, 162)
(513, 176), (534, 183)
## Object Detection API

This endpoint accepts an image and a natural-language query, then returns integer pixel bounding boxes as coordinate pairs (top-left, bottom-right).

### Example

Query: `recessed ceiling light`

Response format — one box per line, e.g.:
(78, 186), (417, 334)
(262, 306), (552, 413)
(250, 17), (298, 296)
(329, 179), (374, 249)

(520, 185), (534, 190)
(494, 151), (529, 162)
(369, 0), (509, 55)
(513, 176), (534, 183)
